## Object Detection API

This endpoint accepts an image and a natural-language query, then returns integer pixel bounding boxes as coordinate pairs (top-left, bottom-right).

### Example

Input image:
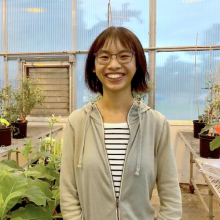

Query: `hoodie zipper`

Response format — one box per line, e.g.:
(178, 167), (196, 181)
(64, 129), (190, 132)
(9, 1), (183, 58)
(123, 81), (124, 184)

(116, 104), (133, 220)
(95, 104), (134, 220)
(95, 106), (118, 220)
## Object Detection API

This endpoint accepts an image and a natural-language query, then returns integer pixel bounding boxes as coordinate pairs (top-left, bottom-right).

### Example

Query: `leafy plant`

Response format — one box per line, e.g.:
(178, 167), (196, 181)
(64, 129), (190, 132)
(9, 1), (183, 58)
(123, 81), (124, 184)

(0, 78), (46, 124)
(0, 85), (14, 128)
(0, 114), (63, 220)
(199, 61), (220, 151)
(13, 77), (46, 121)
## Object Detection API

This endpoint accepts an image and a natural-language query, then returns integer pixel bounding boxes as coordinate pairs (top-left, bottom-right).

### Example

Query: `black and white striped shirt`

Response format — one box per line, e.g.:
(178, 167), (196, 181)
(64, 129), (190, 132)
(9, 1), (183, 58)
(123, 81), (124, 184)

(104, 123), (130, 201)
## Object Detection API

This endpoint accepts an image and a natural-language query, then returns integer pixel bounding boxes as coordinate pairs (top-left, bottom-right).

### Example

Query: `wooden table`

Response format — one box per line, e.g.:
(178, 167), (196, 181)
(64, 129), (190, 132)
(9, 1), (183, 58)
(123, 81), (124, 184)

(174, 130), (220, 220)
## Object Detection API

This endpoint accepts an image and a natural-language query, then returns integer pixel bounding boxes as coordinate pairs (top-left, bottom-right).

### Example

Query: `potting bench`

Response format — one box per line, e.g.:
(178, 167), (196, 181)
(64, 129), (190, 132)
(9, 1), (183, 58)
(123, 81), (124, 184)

(174, 130), (220, 220)
(0, 125), (63, 167)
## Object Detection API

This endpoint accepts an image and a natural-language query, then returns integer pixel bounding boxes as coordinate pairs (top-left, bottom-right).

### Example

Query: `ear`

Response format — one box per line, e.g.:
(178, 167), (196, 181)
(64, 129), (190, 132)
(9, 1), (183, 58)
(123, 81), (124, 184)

(92, 67), (96, 73)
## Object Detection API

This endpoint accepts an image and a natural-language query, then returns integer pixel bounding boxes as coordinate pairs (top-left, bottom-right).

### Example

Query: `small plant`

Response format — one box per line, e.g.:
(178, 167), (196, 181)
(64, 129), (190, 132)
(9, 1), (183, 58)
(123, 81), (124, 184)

(199, 61), (220, 151)
(0, 78), (46, 124)
(13, 77), (46, 121)
(0, 85), (14, 128)
(0, 114), (63, 219)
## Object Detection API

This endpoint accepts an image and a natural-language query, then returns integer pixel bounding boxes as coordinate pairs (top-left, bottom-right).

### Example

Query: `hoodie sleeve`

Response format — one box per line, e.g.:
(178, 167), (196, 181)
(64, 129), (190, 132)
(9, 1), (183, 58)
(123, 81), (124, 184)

(155, 119), (182, 220)
(60, 119), (82, 220)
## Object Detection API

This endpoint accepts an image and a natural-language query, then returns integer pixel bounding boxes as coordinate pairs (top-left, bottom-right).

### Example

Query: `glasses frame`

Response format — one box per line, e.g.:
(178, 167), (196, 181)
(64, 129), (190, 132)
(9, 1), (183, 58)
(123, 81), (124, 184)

(94, 51), (135, 65)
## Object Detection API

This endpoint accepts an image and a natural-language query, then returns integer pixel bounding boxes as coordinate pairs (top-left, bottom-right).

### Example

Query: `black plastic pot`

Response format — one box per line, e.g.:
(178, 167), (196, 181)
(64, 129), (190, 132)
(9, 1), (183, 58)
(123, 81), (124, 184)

(0, 127), (12, 147)
(193, 120), (206, 138)
(199, 134), (220, 158)
(11, 120), (28, 139)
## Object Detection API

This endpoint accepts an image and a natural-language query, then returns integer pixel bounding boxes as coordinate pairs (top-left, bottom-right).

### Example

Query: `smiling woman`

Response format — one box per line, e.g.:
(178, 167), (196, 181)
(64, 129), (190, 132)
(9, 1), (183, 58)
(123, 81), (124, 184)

(85, 27), (149, 96)
(60, 26), (182, 220)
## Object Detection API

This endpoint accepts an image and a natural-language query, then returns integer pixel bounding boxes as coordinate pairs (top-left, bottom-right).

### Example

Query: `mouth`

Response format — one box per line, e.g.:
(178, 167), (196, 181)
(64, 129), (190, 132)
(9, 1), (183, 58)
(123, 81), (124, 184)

(105, 73), (124, 80)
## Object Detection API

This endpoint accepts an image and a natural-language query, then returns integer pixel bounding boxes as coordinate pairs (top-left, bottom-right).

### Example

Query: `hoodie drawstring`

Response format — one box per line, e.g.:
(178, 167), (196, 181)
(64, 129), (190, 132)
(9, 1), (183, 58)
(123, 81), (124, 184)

(77, 103), (144, 177)
(77, 105), (93, 168)
(135, 106), (142, 176)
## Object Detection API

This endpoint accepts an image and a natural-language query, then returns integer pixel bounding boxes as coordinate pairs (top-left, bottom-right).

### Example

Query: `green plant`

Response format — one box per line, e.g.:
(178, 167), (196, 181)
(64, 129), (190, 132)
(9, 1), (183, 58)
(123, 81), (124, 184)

(0, 78), (46, 124)
(13, 77), (46, 121)
(0, 85), (14, 128)
(199, 61), (220, 151)
(0, 114), (63, 220)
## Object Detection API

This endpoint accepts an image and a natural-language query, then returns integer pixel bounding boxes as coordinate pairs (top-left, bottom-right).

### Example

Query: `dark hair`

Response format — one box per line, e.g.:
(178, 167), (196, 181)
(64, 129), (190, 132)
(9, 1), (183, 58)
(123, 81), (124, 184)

(85, 26), (149, 95)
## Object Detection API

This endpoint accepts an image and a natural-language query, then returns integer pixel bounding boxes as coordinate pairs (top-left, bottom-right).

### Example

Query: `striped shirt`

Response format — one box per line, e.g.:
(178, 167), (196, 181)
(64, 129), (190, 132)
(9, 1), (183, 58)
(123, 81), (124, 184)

(104, 122), (130, 201)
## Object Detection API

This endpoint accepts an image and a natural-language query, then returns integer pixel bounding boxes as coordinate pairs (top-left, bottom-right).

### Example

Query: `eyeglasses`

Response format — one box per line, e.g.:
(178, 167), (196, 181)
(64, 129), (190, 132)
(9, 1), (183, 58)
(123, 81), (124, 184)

(94, 51), (135, 65)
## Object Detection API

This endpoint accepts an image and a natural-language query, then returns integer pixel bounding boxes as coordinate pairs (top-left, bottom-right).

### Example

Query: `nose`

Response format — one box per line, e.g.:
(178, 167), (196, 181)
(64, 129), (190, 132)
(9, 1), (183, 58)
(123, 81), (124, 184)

(107, 55), (121, 68)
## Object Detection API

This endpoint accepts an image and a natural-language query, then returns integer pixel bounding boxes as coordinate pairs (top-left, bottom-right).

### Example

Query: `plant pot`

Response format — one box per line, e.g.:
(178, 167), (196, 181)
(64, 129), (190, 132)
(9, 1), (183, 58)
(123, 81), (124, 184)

(193, 120), (206, 138)
(0, 127), (12, 147)
(199, 134), (220, 158)
(12, 120), (28, 139)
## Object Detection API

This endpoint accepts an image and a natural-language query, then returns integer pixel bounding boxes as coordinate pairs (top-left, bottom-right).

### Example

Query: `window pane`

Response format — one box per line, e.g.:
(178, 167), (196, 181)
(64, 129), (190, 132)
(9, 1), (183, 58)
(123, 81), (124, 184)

(8, 60), (18, 88)
(157, 0), (220, 47)
(77, 0), (149, 51)
(155, 50), (220, 120)
(7, 0), (73, 52)
(76, 54), (90, 108)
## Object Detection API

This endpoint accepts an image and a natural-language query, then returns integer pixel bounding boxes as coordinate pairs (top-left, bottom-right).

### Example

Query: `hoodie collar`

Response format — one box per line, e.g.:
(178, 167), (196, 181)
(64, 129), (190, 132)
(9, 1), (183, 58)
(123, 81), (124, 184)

(78, 101), (150, 176)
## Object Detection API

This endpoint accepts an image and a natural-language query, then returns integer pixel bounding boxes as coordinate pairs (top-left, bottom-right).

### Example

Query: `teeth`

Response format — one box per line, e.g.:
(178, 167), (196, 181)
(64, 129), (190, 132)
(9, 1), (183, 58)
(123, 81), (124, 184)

(106, 74), (123, 79)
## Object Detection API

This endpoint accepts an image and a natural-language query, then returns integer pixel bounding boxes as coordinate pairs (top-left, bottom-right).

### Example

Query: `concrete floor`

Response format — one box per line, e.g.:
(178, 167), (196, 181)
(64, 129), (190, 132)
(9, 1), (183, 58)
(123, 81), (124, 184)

(151, 183), (220, 220)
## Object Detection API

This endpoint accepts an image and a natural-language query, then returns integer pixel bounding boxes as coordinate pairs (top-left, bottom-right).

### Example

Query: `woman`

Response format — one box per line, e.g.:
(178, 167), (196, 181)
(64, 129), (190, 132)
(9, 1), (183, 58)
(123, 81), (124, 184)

(60, 27), (182, 220)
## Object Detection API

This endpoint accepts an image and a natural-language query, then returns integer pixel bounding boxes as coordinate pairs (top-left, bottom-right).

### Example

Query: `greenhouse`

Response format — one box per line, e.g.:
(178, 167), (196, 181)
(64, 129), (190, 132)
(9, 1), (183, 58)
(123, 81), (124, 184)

(0, 0), (220, 219)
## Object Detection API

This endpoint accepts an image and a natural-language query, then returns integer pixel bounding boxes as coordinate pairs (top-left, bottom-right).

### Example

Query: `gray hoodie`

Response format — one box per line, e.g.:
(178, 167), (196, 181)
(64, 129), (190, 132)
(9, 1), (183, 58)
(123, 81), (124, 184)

(60, 102), (182, 220)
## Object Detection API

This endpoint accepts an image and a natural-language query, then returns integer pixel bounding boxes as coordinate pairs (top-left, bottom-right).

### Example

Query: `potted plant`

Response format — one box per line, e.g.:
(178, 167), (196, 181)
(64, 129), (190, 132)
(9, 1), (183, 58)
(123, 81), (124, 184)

(0, 115), (63, 220)
(0, 86), (13, 147)
(193, 113), (209, 139)
(199, 62), (220, 158)
(11, 77), (46, 139)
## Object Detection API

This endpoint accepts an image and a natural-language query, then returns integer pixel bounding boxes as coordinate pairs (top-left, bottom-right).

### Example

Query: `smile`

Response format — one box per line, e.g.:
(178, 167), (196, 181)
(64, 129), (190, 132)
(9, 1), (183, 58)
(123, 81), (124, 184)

(105, 74), (124, 79)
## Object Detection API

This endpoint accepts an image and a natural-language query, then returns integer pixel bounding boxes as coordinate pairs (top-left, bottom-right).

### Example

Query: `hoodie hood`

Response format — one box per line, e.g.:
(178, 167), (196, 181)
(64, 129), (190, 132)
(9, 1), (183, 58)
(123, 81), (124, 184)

(77, 101), (150, 176)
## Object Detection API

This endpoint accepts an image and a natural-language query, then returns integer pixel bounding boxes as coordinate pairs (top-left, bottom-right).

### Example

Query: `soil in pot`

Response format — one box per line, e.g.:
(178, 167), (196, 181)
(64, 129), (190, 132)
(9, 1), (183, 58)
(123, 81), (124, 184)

(199, 134), (220, 158)
(0, 127), (11, 147)
(12, 120), (28, 139)
(193, 120), (206, 138)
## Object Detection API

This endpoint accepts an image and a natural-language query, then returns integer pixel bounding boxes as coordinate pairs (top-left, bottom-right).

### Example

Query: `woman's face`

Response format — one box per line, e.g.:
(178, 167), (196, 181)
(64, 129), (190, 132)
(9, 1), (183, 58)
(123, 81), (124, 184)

(93, 38), (137, 95)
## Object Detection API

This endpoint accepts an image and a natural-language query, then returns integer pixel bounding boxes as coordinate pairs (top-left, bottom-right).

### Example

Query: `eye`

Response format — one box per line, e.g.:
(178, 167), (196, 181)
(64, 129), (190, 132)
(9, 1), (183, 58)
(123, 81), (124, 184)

(118, 52), (132, 59)
(99, 55), (109, 59)
(98, 53), (110, 60)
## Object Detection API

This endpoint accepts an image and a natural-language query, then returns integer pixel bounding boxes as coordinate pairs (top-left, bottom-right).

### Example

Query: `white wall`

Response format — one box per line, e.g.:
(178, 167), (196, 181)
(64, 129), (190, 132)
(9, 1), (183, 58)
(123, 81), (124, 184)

(169, 121), (206, 184)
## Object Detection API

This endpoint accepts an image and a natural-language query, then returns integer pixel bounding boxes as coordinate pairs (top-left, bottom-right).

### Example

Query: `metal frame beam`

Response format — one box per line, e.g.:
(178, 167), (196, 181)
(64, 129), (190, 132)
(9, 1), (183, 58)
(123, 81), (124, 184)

(148, 0), (156, 109)
(3, 0), (8, 87)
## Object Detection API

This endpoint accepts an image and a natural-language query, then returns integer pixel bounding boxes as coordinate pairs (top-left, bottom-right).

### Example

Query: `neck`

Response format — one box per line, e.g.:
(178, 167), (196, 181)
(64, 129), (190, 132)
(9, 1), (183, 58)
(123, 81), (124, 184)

(96, 89), (137, 112)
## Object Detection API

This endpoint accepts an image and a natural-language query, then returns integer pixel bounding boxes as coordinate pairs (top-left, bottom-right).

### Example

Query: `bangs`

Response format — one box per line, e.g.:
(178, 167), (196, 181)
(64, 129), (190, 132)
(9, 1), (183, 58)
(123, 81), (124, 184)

(94, 28), (135, 53)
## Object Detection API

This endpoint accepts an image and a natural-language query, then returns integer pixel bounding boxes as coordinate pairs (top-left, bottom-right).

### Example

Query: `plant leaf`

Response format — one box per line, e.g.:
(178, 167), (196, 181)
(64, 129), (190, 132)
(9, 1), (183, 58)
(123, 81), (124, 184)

(210, 136), (220, 151)
(28, 164), (59, 181)
(0, 118), (9, 126)
(24, 170), (55, 181)
(200, 122), (220, 134)
(0, 173), (28, 218)
(10, 204), (53, 220)
(22, 184), (48, 206)
(0, 160), (24, 172)
(27, 178), (53, 198)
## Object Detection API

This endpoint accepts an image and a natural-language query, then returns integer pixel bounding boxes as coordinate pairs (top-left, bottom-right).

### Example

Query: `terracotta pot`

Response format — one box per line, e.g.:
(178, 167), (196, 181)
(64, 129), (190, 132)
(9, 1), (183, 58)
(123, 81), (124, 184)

(193, 120), (206, 138)
(0, 127), (12, 147)
(199, 134), (220, 158)
(11, 120), (28, 139)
